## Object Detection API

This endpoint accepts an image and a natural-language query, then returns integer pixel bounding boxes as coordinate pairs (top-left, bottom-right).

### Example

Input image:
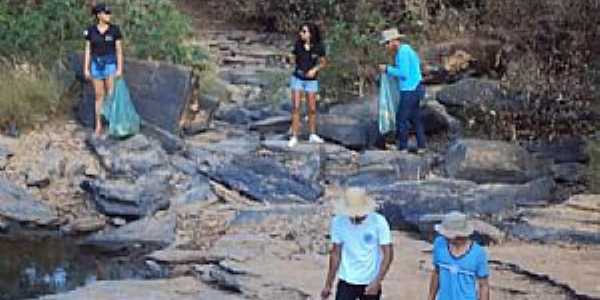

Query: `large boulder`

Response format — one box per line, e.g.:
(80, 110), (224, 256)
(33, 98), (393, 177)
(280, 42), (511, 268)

(206, 156), (323, 204)
(0, 178), (59, 226)
(260, 140), (357, 182)
(81, 173), (171, 218)
(436, 78), (511, 109)
(317, 115), (382, 150)
(68, 53), (192, 134)
(81, 213), (176, 251)
(343, 151), (438, 187)
(87, 134), (169, 177)
(444, 139), (551, 184)
(367, 177), (555, 230)
(523, 136), (590, 164)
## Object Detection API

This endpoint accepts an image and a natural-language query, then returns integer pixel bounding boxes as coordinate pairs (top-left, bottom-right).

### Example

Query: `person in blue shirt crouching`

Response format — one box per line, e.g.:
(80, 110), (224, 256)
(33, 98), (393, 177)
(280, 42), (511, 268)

(379, 28), (427, 154)
(428, 211), (490, 300)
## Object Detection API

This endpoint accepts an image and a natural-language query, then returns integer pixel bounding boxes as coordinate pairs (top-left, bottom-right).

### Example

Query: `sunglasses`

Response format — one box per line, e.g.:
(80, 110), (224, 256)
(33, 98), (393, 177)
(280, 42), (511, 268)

(350, 215), (367, 224)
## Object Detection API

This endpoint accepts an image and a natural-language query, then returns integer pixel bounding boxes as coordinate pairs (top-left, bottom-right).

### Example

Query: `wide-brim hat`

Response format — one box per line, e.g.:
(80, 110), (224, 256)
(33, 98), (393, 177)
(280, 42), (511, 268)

(434, 211), (474, 239)
(379, 28), (406, 45)
(334, 187), (377, 217)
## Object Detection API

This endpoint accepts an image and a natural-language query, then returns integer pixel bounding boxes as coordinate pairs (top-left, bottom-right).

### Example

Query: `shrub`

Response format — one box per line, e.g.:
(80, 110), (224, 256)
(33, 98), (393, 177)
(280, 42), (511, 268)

(0, 62), (67, 133)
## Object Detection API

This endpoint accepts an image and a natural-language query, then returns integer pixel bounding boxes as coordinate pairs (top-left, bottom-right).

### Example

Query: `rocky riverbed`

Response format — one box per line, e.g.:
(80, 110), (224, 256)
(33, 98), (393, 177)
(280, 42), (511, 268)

(0, 17), (598, 300)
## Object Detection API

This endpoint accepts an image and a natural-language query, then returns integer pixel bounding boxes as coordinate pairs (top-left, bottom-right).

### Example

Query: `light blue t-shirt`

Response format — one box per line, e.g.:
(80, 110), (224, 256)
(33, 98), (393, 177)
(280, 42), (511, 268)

(330, 213), (392, 285)
(386, 44), (422, 91)
(432, 236), (489, 300)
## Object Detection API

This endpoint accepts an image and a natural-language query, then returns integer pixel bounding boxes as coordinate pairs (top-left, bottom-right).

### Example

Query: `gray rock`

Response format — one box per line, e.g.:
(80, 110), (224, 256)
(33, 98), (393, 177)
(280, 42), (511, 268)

(445, 139), (551, 184)
(260, 139), (356, 182)
(147, 249), (222, 264)
(502, 194), (600, 244)
(38, 277), (232, 300)
(436, 78), (510, 108)
(317, 115), (383, 150)
(0, 145), (13, 170)
(172, 175), (214, 207)
(61, 216), (106, 234)
(421, 100), (462, 137)
(0, 178), (58, 225)
(196, 265), (243, 293)
(207, 156), (323, 204)
(87, 134), (169, 177)
(82, 213), (176, 251)
(70, 53), (192, 134)
(249, 115), (291, 134)
(141, 121), (185, 154)
(25, 167), (50, 188)
(372, 177), (555, 230)
(81, 173), (171, 218)
(524, 136), (590, 163)
(185, 136), (261, 172)
(170, 155), (199, 176)
(552, 163), (587, 184)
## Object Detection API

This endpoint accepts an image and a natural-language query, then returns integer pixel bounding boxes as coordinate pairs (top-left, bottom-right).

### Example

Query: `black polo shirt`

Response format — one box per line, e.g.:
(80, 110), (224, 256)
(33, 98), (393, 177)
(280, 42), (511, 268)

(292, 41), (326, 81)
(84, 24), (122, 57)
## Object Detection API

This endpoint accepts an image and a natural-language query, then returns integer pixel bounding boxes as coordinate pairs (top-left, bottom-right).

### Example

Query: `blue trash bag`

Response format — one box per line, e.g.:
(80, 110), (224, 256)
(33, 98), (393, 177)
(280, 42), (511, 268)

(101, 78), (141, 138)
(378, 73), (400, 134)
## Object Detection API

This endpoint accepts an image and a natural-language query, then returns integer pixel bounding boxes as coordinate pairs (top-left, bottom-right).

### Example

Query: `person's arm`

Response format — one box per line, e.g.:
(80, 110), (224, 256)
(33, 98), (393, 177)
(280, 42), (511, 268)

(84, 41), (91, 80)
(478, 277), (490, 300)
(321, 243), (341, 299)
(427, 268), (440, 300)
(386, 49), (409, 81)
(364, 244), (394, 295)
(115, 39), (123, 77)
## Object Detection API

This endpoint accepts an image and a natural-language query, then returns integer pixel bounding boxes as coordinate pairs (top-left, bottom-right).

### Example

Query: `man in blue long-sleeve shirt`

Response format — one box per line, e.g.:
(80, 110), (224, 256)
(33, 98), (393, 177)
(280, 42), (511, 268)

(379, 28), (426, 153)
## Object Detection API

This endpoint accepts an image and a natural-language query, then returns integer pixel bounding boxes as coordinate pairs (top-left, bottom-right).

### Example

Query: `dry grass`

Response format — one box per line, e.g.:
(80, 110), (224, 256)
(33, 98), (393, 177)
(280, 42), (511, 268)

(0, 62), (68, 133)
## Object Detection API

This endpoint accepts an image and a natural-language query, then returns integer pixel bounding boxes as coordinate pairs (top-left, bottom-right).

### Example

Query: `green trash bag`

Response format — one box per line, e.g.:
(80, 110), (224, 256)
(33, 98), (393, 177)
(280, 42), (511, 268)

(378, 73), (399, 134)
(101, 78), (141, 138)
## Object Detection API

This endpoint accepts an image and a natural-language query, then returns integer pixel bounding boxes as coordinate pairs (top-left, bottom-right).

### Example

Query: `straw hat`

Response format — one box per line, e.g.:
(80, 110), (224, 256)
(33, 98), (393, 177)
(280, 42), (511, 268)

(335, 187), (377, 217)
(434, 211), (474, 239)
(379, 28), (406, 45)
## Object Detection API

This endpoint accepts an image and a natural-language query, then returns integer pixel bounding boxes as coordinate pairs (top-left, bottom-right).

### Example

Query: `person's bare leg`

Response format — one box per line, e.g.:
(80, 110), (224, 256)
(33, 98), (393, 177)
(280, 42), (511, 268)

(291, 90), (303, 137)
(92, 79), (105, 136)
(307, 92), (318, 134)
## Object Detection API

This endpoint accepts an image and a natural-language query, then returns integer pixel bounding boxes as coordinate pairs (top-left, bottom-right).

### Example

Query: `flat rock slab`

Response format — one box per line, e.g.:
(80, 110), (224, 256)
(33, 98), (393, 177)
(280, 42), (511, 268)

(69, 53), (192, 133)
(445, 139), (550, 184)
(81, 174), (171, 218)
(504, 194), (600, 244)
(0, 178), (58, 226)
(87, 134), (169, 177)
(82, 213), (176, 251)
(490, 242), (600, 299)
(368, 178), (555, 229)
(147, 249), (222, 264)
(208, 156), (323, 204)
(38, 277), (244, 300)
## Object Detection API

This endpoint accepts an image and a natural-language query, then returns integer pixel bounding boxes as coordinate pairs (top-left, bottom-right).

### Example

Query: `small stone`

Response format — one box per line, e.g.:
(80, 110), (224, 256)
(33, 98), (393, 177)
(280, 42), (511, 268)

(25, 168), (50, 188)
(112, 217), (127, 226)
(84, 162), (101, 177)
(145, 260), (163, 273)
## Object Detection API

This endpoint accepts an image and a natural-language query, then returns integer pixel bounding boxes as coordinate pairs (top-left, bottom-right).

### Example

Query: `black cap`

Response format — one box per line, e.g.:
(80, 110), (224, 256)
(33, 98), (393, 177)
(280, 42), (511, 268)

(92, 3), (111, 15)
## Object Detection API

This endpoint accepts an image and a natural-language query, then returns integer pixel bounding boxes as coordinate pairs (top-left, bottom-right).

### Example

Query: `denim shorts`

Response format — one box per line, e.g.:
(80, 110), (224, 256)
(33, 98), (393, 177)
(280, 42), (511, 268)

(91, 60), (117, 80)
(290, 76), (319, 93)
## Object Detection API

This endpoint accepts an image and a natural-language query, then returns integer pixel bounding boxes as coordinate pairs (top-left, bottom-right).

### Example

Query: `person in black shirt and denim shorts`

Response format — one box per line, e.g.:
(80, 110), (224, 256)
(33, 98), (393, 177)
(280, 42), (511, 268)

(288, 23), (327, 147)
(83, 3), (124, 137)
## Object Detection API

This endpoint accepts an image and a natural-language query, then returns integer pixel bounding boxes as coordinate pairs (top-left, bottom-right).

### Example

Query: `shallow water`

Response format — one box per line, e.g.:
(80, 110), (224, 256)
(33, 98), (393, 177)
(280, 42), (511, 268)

(0, 234), (162, 300)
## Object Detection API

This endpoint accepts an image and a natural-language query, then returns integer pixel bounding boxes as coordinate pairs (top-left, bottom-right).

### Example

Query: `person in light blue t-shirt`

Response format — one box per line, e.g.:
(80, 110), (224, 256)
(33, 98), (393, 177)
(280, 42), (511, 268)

(378, 28), (427, 154)
(321, 187), (393, 300)
(428, 211), (490, 300)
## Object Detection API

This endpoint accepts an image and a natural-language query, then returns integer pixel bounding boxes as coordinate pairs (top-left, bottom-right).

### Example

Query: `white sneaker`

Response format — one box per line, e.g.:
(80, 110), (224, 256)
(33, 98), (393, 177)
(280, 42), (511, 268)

(288, 136), (298, 147)
(309, 134), (324, 144)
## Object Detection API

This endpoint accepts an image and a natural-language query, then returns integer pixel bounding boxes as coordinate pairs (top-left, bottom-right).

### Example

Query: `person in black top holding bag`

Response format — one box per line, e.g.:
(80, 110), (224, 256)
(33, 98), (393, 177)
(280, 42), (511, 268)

(83, 3), (124, 137)
(288, 22), (327, 147)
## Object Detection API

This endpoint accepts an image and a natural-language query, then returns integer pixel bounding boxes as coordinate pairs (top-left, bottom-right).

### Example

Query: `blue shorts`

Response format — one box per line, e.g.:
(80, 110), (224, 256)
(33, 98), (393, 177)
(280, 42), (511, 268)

(91, 61), (117, 80)
(290, 76), (319, 93)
